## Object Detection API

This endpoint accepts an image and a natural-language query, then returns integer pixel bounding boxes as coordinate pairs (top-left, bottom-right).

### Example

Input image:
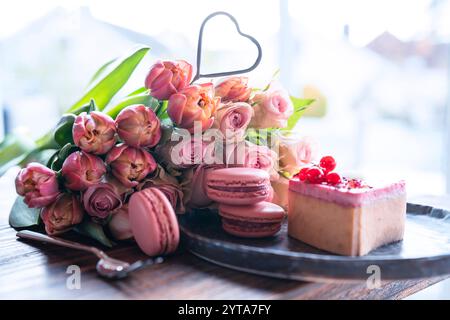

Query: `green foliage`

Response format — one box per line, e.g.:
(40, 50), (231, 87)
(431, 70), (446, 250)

(284, 97), (315, 131)
(74, 220), (114, 247)
(9, 197), (41, 229)
(68, 46), (150, 112)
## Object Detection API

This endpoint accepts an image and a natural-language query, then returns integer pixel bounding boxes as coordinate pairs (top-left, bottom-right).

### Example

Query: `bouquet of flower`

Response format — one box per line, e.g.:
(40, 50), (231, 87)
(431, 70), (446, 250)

(7, 17), (316, 251)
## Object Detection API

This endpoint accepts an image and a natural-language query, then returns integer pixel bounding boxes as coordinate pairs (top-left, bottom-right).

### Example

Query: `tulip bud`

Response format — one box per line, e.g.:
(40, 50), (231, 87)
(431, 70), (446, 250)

(41, 193), (84, 235)
(115, 105), (161, 148)
(73, 111), (116, 155)
(167, 83), (218, 133)
(145, 60), (193, 100)
(215, 77), (252, 103)
(61, 151), (106, 191)
(15, 162), (60, 208)
(106, 144), (157, 188)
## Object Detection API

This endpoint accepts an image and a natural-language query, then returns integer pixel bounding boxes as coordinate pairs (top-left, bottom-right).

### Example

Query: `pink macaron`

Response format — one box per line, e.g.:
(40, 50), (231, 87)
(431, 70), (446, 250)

(206, 168), (271, 205)
(219, 201), (285, 238)
(128, 188), (180, 256)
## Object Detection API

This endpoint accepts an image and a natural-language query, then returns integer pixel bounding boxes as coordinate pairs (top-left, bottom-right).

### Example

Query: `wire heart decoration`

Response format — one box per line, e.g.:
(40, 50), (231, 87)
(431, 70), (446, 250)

(191, 11), (263, 84)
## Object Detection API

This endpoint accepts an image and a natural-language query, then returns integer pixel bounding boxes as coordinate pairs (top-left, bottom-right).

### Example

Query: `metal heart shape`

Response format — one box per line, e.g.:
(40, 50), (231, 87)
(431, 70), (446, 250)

(191, 11), (262, 83)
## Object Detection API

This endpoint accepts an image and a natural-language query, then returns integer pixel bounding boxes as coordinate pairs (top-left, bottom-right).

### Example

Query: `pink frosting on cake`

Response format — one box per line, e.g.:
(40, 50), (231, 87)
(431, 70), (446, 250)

(289, 178), (406, 207)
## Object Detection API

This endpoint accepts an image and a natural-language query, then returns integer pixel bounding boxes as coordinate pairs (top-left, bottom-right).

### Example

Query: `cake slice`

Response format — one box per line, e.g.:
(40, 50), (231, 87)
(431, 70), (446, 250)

(288, 176), (406, 256)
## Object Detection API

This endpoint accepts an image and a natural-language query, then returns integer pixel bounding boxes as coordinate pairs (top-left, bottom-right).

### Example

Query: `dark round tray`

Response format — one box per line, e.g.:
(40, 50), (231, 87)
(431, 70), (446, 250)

(179, 203), (450, 282)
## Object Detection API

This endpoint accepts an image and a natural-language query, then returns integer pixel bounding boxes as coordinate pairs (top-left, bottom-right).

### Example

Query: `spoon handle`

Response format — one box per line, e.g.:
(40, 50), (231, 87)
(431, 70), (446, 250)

(17, 230), (105, 258)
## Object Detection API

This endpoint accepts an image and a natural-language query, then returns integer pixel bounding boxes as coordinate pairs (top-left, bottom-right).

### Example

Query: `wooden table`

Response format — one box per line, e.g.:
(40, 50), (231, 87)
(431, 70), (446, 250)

(0, 169), (447, 299)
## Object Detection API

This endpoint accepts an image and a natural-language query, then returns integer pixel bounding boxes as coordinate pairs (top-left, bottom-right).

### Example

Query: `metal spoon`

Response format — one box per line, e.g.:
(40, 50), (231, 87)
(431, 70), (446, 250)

(16, 230), (164, 279)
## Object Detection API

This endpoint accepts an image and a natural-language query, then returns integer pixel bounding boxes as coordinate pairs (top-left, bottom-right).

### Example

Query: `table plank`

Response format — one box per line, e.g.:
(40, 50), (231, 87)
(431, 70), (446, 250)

(0, 168), (447, 299)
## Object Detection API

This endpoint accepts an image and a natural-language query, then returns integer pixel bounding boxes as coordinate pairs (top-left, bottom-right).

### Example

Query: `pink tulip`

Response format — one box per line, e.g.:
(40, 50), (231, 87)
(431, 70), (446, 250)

(145, 60), (193, 100)
(83, 182), (122, 219)
(249, 87), (294, 129)
(61, 151), (106, 191)
(213, 102), (253, 140)
(73, 111), (117, 155)
(215, 77), (252, 103)
(15, 162), (60, 208)
(41, 193), (84, 235)
(106, 144), (157, 188)
(167, 83), (219, 133)
(115, 105), (161, 148)
(108, 204), (133, 240)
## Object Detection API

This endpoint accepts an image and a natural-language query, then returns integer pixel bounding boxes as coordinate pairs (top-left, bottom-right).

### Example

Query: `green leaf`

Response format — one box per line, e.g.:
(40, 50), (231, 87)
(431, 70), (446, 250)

(48, 143), (78, 171)
(284, 97), (315, 131)
(68, 46), (150, 112)
(0, 132), (38, 175)
(156, 100), (169, 119)
(126, 87), (148, 97)
(105, 91), (159, 119)
(54, 114), (76, 147)
(261, 69), (281, 92)
(0, 132), (36, 165)
(71, 99), (97, 115)
(245, 128), (272, 146)
(87, 58), (116, 86)
(19, 148), (58, 167)
(74, 220), (114, 247)
(9, 196), (41, 228)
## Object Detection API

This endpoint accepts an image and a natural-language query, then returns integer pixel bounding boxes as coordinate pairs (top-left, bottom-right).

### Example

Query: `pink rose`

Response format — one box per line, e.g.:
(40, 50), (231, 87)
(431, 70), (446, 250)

(41, 193), (84, 235)
(15, 163), (60, 208)
(213, 102), (253, 140)
(108, 204), (133, 240)
(167, 83), (219, 133)
(106, 144), (157, 188)
(83, 182), (122, 219)
(73, 111), (116, 155)
(61, 151), (106, 191)
(145, 60), (193, 100)
(115, 104), (161, 148)
(277, 134), (317, 175)
(249, 87), (293, 129)
(156, 134), (207, 169)
(137, 167), (185, 214)
(226, 142), (278, 179)
(214, 76), (252, 103)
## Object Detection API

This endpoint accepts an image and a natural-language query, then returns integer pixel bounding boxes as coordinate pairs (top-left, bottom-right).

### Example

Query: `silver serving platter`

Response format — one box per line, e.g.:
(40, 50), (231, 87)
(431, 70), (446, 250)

(179, 203), (450, 282)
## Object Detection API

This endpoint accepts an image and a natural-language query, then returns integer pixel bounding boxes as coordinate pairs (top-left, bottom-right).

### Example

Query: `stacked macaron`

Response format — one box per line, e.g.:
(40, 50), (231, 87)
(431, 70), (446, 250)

(206, 168), (285, 238)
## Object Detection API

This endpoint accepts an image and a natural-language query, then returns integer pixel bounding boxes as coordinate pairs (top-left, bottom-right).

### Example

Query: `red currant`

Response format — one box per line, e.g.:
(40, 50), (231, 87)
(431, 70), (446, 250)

(296, 167), (309, 181)
(326, 172), (342, 185)
(319, 156), (336, 173)
(306, 167), (324, 183)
